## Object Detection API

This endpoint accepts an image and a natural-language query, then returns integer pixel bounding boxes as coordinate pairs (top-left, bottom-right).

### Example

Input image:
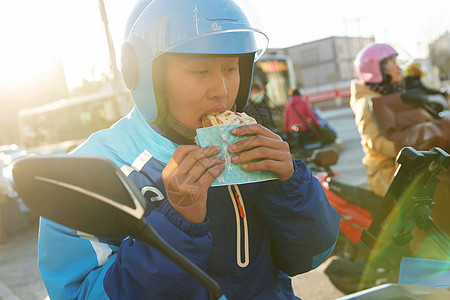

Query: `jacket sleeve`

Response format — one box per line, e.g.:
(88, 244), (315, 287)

(255, 159), (340, 276)
(353, 94), (396, 158)
(38, 201), (212, 300)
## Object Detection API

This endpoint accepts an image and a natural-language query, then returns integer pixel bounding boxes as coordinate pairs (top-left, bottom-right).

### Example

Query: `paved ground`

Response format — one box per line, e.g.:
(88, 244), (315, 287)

(0, 225), (47, 300)
(292, 257), (344, 299)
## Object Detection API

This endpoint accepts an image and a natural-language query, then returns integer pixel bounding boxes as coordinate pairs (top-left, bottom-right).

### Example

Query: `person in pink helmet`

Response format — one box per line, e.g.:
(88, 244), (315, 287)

(329, 42), (450, 295)
(350, 42), (405, 197)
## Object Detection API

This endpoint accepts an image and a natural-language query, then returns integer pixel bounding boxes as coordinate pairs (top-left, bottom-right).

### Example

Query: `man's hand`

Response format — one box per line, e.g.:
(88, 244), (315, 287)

(228, 124), (294, 181)
(162, 145), (225, 223)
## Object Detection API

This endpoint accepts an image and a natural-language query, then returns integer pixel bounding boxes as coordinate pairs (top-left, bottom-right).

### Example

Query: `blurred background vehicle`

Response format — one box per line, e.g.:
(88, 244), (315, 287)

(0, 145), (35, 241)
(0, 144), (27, 167)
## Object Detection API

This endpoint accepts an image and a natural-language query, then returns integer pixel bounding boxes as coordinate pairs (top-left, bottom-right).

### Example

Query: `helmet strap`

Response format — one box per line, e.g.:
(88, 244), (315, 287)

(152, 55), (169, 125)
(121, 43), (138, 90)
(236, 53), (255, 112)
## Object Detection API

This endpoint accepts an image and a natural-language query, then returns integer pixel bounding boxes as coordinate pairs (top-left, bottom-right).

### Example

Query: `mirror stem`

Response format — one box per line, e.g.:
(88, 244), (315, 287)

(136, 224), (223, 300)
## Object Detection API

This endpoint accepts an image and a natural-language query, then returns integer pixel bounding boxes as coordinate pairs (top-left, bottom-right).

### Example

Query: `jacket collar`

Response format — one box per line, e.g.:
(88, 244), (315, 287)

(351, 79), (381, 100)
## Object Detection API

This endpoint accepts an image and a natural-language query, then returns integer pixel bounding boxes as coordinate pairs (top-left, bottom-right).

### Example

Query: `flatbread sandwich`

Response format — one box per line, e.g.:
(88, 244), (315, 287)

(201, 110), (257, 128)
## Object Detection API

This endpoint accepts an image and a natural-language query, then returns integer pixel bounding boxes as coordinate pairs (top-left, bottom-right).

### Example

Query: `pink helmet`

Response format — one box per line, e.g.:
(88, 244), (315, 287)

(354, 42), (398, 83)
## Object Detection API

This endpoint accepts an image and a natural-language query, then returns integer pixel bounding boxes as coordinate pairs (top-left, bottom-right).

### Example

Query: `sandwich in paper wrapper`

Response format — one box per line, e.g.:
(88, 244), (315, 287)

(195, 110), (279, 186)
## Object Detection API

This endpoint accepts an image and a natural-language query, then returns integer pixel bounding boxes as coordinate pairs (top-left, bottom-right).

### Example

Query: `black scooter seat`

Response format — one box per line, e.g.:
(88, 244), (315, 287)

(328, 175), (383, 216)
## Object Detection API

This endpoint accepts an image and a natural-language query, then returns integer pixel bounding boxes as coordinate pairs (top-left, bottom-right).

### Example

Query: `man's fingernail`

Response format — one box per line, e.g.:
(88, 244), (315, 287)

(228, 144), (236, 152)
(242, 164), (248, 170)
(231, 127), (239, 134)
(231, 155), (239, 163)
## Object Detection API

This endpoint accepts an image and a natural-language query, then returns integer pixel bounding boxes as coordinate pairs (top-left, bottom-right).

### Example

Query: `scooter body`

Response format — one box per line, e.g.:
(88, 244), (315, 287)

(310, 149), (383, 259)
(315, 171), (374, 244)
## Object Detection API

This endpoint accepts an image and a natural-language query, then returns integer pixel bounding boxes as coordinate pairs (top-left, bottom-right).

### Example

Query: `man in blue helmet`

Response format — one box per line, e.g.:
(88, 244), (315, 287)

(38, 0), (340, 299)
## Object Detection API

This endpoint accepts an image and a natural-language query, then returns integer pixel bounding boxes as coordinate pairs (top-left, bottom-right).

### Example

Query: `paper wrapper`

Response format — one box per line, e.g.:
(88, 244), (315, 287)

(195, 124), (279, 186)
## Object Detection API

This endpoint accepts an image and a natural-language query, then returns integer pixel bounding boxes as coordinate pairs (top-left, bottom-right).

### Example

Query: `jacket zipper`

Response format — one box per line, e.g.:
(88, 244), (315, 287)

(227, 184), (249, 268)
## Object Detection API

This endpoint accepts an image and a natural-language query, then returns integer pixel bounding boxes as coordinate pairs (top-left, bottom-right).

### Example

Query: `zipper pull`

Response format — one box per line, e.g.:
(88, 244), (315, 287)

(234, 192), (245, 218)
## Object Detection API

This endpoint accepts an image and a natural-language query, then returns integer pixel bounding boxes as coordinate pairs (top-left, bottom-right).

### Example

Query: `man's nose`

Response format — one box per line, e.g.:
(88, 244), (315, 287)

(207, 70), (228, 100)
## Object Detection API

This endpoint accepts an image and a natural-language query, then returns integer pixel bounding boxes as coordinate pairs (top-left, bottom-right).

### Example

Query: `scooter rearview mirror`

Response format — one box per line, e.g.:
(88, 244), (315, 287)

(12, 155), (148, 239)
(12, 155), (225, 299)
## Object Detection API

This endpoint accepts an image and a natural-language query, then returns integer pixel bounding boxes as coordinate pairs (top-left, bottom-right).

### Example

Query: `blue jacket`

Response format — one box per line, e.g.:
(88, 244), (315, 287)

(38, 107), (340, 299)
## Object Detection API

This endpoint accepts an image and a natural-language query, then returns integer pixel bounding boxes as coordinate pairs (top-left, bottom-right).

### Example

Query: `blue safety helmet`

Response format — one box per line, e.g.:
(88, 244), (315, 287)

(121, 0), (268, 123)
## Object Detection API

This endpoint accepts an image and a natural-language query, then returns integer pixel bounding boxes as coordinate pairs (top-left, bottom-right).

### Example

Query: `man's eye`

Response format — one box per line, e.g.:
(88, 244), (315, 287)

(225, 67), (237, 73)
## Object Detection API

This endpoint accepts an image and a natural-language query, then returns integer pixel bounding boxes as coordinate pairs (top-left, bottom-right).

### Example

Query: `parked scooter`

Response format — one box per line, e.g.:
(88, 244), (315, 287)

(285, 130), (324, 162)
(309, 149), (381, 261)
(284, 128), (342, 163)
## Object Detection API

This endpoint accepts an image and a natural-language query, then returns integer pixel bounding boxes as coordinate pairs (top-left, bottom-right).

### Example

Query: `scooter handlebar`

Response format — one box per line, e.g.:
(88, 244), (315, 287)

(361, 147), (450, 255)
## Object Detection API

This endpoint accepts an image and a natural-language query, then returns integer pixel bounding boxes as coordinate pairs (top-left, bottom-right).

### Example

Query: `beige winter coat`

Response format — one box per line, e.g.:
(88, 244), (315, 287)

(350, 80), (397, 197)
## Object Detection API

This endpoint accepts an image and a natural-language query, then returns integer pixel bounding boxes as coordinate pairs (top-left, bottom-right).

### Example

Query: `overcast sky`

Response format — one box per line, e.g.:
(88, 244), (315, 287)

(1, 0), (449, 89)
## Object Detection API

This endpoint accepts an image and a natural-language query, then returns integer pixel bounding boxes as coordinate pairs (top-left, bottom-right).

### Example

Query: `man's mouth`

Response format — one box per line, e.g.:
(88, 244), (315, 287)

(199, 108), (229, 126)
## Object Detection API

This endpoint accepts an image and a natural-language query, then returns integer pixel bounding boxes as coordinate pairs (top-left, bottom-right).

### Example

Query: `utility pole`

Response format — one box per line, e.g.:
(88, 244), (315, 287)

(97, 0), (131, 116)
(343, 19), (354, 79)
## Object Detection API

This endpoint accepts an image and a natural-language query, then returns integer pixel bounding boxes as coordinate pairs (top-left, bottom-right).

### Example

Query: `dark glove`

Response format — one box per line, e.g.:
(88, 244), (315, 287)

(400, 88), (427, 107)
(401, 89), (443, 119)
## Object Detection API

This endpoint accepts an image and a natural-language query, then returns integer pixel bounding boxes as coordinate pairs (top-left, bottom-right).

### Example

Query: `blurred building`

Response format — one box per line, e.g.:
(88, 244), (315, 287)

(0, 54), (69, 145)
(412, 58), (442, 89)
(428, 31), (450, 82)
(265, 36), (374, 109)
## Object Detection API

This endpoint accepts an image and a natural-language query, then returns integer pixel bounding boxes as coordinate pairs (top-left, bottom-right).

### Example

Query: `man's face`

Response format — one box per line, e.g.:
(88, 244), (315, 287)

(165, 55), (240, 129)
